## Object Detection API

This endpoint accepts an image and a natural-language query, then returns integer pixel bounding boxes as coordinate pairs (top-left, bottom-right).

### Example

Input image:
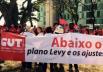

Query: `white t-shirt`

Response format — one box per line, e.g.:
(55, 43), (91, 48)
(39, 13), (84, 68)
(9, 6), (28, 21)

(21, 32), (35, 38)
(45, 33), (53, 36)
(37, 32), (44, 36)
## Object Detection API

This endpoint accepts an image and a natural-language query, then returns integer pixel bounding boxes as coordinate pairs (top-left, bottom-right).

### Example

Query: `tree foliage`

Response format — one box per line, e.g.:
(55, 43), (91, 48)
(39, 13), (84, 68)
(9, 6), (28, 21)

(53, 0), (80, 24)
(0, 0), (18, 27)
(0, 0), (43, 28)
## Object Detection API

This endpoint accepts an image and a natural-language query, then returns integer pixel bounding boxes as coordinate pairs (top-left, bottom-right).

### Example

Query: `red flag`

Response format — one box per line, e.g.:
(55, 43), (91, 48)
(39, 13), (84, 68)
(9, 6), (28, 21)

(59, 18), (68, 25)
(74, 23), (78, 29)
(0, 32), (25, 61)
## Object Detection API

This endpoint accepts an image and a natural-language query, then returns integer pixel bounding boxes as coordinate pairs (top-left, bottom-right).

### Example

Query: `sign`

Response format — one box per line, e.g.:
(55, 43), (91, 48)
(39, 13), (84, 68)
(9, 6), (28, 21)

(0, 32), (25, 61)
(1, 32), (103, 64)
(25, 33), (103, 64)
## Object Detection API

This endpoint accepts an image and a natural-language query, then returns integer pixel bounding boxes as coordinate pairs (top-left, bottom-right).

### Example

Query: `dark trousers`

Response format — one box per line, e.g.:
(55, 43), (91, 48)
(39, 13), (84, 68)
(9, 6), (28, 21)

(69, 64), (79, 72)
(42, 63), (47, 72)
(39, 63), (47, 72)
(50, 63), (58, 72)
(34, 63), (47, 72)
(22, 62), (32, 69)
(69, 64), (78, 70)
(50, 63), (54, 72)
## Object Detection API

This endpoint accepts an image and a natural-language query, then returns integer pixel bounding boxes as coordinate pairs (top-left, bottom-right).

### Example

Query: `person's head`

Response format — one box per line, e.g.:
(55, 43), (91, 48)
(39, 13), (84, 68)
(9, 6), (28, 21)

(10, 24), (15, 28)
(16, 25), (22, 33)
(52, 23), (59, 31)
(45, 26), (53, 34)
(36, 27), (43, 34)
(33, 25), (36, 30)
(98, 29), (102, 36)
(29, 27), (34, 33)
(54, 25), (64, 34)
(1, 25), (7, 32)
(63, 24), (69, 33)
(69, 23), (74, 30)
(84, 29), (89, 34)
(18, 24), (22, 28)
(81, 26), (89, 34)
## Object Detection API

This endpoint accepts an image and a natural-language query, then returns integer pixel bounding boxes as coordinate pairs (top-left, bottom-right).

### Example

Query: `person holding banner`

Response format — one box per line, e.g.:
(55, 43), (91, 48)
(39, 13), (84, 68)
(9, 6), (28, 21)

(20, 27), (35, 72)
(52, 23), (59, 32)
(59, 19), (78, 72)
(59, 20), (79, 72)
(44, 26), (54, 72)
(35, 26), (47, 72)
(68, 23), (79, 72)
(45, 26), (57, 72)
(54, 24), (65, 72)
(0, 25), (8, 68)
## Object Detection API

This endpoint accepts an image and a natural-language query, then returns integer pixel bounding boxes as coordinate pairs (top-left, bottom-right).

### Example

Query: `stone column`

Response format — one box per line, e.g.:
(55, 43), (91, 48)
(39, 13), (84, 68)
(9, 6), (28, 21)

(45, 0), (53, 27)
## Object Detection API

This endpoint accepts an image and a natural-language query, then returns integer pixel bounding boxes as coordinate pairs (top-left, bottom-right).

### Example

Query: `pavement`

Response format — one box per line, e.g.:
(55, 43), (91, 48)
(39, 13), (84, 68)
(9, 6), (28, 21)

(0, 61), (103, 72)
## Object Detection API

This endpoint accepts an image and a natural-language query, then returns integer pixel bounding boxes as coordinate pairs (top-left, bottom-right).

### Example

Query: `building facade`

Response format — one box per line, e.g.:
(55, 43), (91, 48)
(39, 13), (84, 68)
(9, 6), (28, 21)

(38, 3), (45, 27)
(38, 0), (54, 27)
(45, 0), (54, 27)
(78, 0), (103, 28)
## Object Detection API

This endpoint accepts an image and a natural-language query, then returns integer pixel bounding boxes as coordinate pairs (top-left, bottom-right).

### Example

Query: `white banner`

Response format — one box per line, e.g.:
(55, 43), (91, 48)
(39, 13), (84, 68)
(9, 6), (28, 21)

(25, 33), (103, 64)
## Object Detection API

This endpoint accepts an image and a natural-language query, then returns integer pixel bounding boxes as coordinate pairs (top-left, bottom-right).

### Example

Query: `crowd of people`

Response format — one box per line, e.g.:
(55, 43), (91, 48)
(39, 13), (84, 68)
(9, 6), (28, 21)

(0, 23), (103, 72)
(1, 23), (103, 36)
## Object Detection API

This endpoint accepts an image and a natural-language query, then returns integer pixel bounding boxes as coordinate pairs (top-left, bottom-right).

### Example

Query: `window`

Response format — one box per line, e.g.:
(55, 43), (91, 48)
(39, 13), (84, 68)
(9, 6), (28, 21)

(92, 3), (97, 10)
(86, 19), (92, 24)
(85, 0), (91, 4)
(98, 0), (101, 2)
(86, 18), (96, 24)
(97, 19), (103, 24)
(86, 12), (93, 18)
(83, 5), (91, 11)
(97, 11), (100, 17)
(100, 11), (103, 17)
(78, 12), (82, 19)
(92, 0), (96, 3)
(98, 3), (103, 10)
(83, 4), (97, 11)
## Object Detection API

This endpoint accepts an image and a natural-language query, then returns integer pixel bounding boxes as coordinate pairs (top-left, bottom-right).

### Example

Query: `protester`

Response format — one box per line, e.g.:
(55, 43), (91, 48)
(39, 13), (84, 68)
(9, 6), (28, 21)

(20, 26), (35, 72)
(54, 24), (65, 72)
(0, 25), (8, 66)
(35, 26), (46, 72)
(9, 24), (17, 33)
(67, 23), (79, 72)
(36, 27), (44, 36)
(1, 25), (8, 32)
(52, 23), (59, 32)
(45, 26), (57, 72)
(45, 26), (53, 35)
(80, 26), (89, 34)
(54, 25), (64, 34)
(16, 25), (22, 34)
(1, 21), (103, 72)
(44, 26), (54, 72)
(64, 24), (69, 33)
(32, 25), (37, 35)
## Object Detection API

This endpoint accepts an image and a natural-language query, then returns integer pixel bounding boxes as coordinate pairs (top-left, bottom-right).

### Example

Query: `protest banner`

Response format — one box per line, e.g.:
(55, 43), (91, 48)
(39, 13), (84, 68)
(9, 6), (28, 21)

(0, 32), (25, 61)
(1, 32), (103, 64)
(25, 33), (103, 64)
